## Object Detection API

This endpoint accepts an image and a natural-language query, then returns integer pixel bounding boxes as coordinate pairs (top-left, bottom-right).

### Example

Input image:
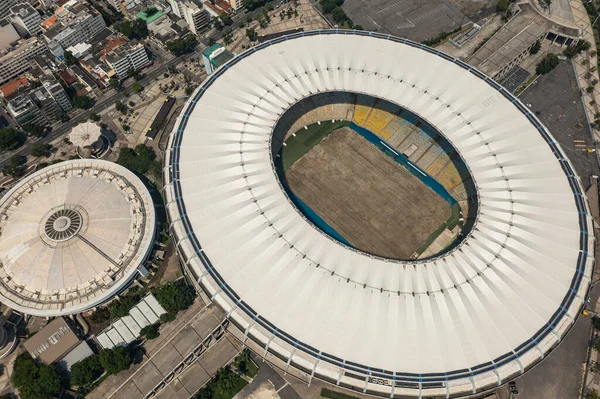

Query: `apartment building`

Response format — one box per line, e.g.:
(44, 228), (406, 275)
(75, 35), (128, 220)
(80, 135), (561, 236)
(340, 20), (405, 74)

(105, 41), (151, 79)
(0, 37), (48, 84)
(43, 1), (106, 51)
(10, 3), (43, 37)
(181, 1), (209, 34)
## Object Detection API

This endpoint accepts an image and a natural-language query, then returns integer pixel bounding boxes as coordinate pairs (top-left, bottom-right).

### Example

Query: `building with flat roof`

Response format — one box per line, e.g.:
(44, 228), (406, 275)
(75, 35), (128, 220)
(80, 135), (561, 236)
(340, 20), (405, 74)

(0, 19), (21, 51)
(201, 43), (234, 75)
(23, 317), (80, 364)
(105, 41), (151, 80)
(0, 37), (48, 84)
(10, 3), (42, 37)
(0, 160), (156, 316)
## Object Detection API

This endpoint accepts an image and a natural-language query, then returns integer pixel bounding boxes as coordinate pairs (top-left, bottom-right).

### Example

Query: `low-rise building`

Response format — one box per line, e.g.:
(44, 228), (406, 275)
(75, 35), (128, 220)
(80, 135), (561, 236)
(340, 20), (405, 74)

(0, 19), (21, 52)
(23, 317), (81, 365)
(202, 43), (234, 75)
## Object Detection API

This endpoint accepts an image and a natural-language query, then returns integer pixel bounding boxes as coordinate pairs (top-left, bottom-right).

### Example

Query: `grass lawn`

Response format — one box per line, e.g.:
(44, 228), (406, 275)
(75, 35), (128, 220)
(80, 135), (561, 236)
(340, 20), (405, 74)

(233, 351), (259, 378)
(193, 367), (248, 399)
(280, 120), (350, 170)
(321, 387), (361, 399)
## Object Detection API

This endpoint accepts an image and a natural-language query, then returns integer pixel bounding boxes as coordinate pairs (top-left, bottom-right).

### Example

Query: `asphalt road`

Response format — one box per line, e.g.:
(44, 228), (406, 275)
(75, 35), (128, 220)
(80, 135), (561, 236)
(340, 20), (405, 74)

(0, 51), (197, 169)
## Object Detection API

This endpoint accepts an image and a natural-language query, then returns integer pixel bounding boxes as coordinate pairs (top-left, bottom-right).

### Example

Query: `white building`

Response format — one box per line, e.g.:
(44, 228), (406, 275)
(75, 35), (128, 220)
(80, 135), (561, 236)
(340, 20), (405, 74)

(164, 31), (595, 398)
(43, 0), (105, 52)
(10, 3), (42, 37)
(0, 37), (47, 84)
(228, 0), (242, 10)
(105, 41), (151, 80)
(0, 159), (156, 316)
(168, 0), (184, 18)
(181, 1), (209, 34)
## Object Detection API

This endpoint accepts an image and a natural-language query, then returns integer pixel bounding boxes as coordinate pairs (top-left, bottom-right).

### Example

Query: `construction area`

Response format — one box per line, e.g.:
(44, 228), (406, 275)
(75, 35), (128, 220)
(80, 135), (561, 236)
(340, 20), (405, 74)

(284, 127), (451, 260)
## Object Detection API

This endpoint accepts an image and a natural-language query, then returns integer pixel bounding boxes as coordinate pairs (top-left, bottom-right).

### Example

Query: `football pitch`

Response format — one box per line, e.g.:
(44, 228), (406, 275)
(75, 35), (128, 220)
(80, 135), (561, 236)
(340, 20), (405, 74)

(283, 126), (452, 259)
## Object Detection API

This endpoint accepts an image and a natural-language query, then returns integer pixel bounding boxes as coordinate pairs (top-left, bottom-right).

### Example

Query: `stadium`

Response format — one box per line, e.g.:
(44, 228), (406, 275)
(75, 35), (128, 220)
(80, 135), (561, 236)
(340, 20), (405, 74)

(164, 31), (595, 398)
(0, 160), (155, 317)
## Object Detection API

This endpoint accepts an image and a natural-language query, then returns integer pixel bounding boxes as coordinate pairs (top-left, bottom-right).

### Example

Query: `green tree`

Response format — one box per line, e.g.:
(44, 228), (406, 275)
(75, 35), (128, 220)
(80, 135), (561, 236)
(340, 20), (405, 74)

(115, 100), (128, 114)
(114, 19), (149, 40)
(529, 40), (541, 54)
(64, 50), (79, 66)
(246, 27), (257, 41)
(155, 280), (195, 312)
(166, 35), (198, 56)
(99, 346), (132, 375)
(331, 7), (347, 24)
(31, 143), (52, 158)
(219, 12), (232, 26)
(140, 323), (160, 340)
(90, 307), (110, 323)
(12, 353), (63, 399)
(587, 389), (600, 399)
(117, 144), (158, 174)
(144, 6), (158, 16)
(23, 123), (45, 138)
(108, 294), (139, 317)
(160, 311), (177, 323)
(535, 53), (559, 75)
(0, 128), (23, 151)
(3, 155), (25, 178)
(109, 77), (123, 91)
(89, 112), (101, 122)
(497, 0), (511, 12)
(73, 95), (94, 109)
(70, 355), (103, 387)
(131, 82), (143, 92)
(538, 0), (552, 11)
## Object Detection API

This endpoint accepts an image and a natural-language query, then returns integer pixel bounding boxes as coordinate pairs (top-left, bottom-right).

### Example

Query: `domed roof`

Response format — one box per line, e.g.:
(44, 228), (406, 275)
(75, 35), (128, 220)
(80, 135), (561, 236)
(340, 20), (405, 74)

(69, 121), (102, 149)
(0, 160), (155, 316)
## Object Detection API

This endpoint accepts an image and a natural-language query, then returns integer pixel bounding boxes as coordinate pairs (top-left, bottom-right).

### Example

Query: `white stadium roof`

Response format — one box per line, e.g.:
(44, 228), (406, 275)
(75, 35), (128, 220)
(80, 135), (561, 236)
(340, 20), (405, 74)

(0, 160), (155, 316)
(164, 31), (595, 398)
(69, 121), (102, 149)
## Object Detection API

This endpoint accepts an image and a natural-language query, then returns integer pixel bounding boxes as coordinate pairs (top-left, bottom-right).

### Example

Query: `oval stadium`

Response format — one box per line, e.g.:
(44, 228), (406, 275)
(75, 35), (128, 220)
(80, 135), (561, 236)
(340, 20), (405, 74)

(164, 31), (595, 398)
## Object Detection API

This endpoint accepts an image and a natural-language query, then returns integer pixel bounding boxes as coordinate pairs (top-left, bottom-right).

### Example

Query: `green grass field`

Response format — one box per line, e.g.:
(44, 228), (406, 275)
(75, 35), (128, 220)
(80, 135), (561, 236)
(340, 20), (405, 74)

(280, 120), (351, 170)
(416, 202), (462, 256)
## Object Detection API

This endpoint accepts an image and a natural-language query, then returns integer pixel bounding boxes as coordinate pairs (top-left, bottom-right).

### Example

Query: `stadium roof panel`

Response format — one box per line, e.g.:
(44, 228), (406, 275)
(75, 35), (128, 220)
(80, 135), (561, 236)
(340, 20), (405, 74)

(164, 31), (594, 397)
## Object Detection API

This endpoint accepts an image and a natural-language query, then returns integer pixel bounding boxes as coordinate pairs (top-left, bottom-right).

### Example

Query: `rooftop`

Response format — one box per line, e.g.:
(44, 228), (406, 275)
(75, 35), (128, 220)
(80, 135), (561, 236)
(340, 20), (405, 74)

(0, 160), (156, 316)
(23, 318), (80, 364)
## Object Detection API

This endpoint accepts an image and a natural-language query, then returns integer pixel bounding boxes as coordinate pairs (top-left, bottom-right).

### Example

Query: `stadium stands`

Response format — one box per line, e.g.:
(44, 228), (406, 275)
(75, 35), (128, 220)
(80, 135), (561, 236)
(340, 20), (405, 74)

(274, 91), (474, 201)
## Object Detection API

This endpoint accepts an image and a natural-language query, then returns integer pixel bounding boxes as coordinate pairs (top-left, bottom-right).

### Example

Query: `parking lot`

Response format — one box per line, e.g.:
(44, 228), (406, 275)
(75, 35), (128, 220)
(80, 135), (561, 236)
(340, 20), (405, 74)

(342, 0), (467, 42)
(520, 60), (600, 186)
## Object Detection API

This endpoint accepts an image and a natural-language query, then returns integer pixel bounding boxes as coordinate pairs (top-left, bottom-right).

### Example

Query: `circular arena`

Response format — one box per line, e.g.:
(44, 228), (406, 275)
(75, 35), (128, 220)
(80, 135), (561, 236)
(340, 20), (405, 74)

(164, 31), (595, 398)
(0, 160), (155, 316)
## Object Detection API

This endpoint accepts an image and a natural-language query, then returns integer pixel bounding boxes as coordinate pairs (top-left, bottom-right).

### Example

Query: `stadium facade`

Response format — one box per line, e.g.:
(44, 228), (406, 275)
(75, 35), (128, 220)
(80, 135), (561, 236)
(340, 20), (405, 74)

(0, 160), (155, 317)
(164, 31), (595, 398)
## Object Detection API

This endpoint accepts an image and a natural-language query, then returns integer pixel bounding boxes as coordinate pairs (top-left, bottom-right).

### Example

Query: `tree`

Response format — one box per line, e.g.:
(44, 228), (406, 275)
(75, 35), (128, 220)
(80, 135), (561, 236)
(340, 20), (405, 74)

(3, 155), (25, 178)
(115, 100), (128, 114)
(89, 112), (101, 122)
(99, 346), (132, 375)
(140, 323), (160, 340)
(331, 7), (347, 24)
(114, 19), (148, 40)
(166, 35), (198, 56)
(246, 27), (257, 42)
(538, 0), (552, 11)
(12, 353), (63, 399)
(31, 143), (52, 158)
(144, 6), (159, 16)
(155, 280), (195, 312)
(219, 12), (232, 26)
(529, 40), (541, 54)
(0, 128), (23, 151)
(594, 337), (600, 352)
(497, 0), (511, 12)
(587, 389), (600, 399)
(64, 50), (78, 66)
(117, 144), (159, 175)
(223, 29), (233, 46)
(70, 355), (103, 387)
(90, 307), (110, 323)
(535, 53), (559, 75)
(109, 77), (123, 91)
(73, 95), (94, 109)
(131, 82), (143, 92)
(160, 311), (177, 323)
(108, 294), (139, 317)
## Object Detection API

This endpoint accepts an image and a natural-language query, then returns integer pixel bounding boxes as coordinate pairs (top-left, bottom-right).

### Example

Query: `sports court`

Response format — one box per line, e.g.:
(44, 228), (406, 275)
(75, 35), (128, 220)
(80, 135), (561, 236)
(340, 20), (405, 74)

(284, 127), (450, 259)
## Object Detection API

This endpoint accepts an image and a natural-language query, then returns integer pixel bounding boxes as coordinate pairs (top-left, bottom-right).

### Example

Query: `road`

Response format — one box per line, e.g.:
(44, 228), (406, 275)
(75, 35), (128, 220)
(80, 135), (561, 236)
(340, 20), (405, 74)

(0, 51), (198, 169)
